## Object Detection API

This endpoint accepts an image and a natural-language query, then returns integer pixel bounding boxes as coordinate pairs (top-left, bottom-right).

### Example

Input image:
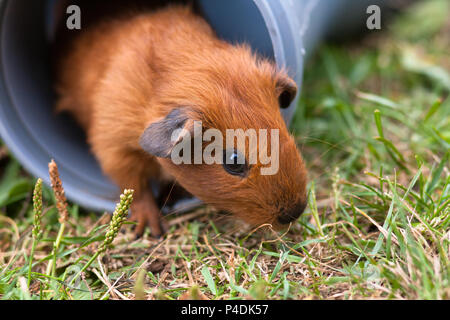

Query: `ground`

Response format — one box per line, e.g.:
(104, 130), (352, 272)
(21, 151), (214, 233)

(0, 0), (449, 300)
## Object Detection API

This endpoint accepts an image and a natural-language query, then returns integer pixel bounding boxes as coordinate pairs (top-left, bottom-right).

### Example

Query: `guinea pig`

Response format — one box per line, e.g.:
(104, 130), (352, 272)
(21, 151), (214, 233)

(54, 4), (308, 237)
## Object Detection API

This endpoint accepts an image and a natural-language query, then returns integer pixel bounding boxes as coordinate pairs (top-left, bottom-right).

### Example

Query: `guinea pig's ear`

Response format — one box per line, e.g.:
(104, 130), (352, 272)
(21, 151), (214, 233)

(276, 76), (298, 109)
(139, 108), (194, 158)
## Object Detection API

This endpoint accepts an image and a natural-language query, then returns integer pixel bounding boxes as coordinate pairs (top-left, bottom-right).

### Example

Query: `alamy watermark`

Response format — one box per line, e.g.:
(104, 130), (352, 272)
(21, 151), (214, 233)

(65, 4), (382, 31)
(366, 5), (381, 30)
(66, 5), (81, 30)
(170, 121), (280, 176)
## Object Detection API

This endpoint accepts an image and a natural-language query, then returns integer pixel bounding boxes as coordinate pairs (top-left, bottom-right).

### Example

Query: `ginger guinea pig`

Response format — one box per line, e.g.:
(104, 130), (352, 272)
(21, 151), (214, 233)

(55, 5), (308, 237)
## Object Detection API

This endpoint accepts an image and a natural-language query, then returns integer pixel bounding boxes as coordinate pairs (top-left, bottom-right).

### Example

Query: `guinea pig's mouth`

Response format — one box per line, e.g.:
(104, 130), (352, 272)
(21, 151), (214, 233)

(277, 201), (307, 225)
(217, 202), (307, 231)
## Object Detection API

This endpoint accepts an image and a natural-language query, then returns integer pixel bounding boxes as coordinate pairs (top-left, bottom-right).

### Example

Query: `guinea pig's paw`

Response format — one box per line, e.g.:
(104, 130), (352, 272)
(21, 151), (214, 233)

(129, 206), (165, 239)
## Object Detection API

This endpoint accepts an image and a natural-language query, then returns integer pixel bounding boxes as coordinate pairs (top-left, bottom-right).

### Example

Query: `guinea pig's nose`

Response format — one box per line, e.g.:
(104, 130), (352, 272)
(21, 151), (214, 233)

(277, 201), (307, 225)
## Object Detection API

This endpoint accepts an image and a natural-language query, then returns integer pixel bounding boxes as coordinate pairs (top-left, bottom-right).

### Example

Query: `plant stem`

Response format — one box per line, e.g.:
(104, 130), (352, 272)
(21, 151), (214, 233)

(68, 251), (101, 287)
(27, 239), (37, 288)
(46, 222), (66, 277)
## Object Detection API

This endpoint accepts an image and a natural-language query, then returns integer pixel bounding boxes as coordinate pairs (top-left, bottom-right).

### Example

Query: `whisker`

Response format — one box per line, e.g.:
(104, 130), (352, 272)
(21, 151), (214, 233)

(263, 223), (292, 243)
(159, 180), (177, 214)
(163, 198), (205, 219)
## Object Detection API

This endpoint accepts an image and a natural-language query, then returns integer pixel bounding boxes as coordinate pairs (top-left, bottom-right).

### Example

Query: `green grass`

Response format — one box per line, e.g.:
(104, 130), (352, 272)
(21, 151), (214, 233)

(0, 0), (449, 300)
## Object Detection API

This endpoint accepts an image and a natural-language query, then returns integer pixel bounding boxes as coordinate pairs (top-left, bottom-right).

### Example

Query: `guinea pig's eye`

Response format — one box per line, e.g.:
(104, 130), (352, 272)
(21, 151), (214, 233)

(223, 150), (248, 177)
(278, 90), (294, 109)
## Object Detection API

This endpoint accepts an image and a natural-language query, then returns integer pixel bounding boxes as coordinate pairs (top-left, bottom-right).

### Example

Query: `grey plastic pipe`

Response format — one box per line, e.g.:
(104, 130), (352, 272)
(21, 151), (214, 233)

(0, 0), (384, 212)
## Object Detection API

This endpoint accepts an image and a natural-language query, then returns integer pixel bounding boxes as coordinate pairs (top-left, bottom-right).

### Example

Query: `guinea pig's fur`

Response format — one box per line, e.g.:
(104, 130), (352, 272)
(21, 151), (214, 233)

(55, 4), (308, 236)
